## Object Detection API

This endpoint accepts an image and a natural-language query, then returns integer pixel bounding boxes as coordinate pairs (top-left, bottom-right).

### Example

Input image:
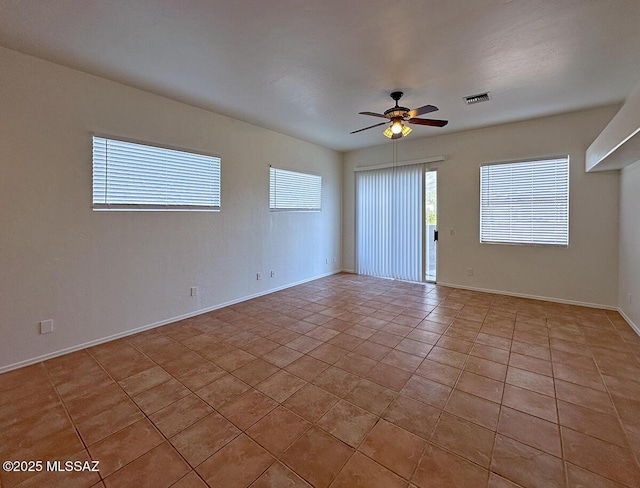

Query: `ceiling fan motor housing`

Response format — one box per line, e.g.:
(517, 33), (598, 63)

(385, 91), (409, 118)
(385, 108), (409, 118)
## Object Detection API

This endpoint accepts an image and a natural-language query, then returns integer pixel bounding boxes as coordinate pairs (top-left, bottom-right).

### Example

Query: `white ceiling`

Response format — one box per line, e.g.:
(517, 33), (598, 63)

(1, 0), (640, 151)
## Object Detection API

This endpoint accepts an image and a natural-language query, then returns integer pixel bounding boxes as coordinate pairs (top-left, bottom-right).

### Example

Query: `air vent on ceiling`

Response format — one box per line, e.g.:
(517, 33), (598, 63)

(464, 92), (491, 105)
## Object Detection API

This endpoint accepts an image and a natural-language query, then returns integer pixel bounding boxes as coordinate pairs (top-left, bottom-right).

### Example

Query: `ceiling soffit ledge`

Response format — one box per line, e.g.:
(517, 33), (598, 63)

(587, 84), (640, 172)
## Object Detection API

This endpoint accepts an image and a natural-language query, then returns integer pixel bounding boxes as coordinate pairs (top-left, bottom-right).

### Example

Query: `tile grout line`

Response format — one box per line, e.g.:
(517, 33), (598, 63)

(6, 275), (640, 488)
(485, 300), (516, 488)
(86, 334), (231, 486)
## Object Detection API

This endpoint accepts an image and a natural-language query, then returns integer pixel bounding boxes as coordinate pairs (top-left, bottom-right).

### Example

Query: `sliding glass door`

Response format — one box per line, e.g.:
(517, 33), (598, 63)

(356, 163), (425, 282)
(425, 170), (438, 282)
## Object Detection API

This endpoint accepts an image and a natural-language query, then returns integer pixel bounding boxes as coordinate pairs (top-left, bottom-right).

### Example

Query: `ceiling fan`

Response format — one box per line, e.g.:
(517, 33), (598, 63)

(351, 91), (448, 139)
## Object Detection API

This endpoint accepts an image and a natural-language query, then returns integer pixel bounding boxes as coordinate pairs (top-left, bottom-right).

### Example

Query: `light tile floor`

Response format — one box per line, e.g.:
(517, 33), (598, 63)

(2, 273), (640, 487)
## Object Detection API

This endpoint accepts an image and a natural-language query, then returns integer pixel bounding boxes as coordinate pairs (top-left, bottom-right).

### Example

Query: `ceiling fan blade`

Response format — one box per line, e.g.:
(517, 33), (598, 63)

(350, 121), (388, 134)
(358, 111), (388, 119)
(408, 118), (449, 127)
(407, 104), (438, 118)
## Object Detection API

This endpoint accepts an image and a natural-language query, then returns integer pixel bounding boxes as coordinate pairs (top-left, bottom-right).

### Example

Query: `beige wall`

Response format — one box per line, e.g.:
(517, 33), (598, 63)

(619, 160), (640, 329)
(0, 47), (342, 371)
(343, 106), (621, 308)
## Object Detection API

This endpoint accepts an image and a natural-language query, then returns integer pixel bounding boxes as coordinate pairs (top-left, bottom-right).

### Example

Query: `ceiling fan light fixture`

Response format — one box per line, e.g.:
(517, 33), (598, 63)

(383, 121), (412, 139)
(390, 119), (403, 134)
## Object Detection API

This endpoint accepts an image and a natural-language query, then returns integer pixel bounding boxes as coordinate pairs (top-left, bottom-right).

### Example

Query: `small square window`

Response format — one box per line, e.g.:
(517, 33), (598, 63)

(269, 166), (321, 211)
(480, 157), (569, 246)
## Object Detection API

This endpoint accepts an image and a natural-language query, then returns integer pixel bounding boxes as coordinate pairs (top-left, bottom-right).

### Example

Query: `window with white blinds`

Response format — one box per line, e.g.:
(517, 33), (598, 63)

(92, 136), (221, 210)
(480, 157), (569, 246)
(269, 167), (321, 211)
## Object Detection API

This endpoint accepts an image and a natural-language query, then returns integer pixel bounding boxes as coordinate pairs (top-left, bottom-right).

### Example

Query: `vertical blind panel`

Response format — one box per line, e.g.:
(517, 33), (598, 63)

(269, 167), (321, 210)
(356, 164), (424, 282)
(92, 136), (221, 208)
(480, 157), (569, 245)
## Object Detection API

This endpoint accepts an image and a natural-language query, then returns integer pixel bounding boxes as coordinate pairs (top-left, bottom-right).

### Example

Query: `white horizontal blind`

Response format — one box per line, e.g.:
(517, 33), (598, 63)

(269, 167), (321, 211)
(92, 136), (221, 210)
(480, 157), (569, 246)
(356, 164), (424, 282)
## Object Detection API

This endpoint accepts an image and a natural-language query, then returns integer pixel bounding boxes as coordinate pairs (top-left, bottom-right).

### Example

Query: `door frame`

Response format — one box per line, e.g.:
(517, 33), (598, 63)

(423, 168), (438, 283)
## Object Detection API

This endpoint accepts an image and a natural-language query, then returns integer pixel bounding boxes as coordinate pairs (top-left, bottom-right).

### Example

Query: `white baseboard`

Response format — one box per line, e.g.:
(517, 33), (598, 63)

(0, 270), (341, 374)
(617, 308), (640, 337)
(436, 282), (618, 311)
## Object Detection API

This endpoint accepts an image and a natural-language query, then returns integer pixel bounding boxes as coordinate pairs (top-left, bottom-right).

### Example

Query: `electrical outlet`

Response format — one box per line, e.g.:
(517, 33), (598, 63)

(40, 319), (54, 335)
(270, 270), (275, 278)
(190, 286), (198, 297)
(629, 293), (633, 305)
(450, 229), (456, 236)
(257, 272), (262, 280)
(466, 268), (474, 276)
